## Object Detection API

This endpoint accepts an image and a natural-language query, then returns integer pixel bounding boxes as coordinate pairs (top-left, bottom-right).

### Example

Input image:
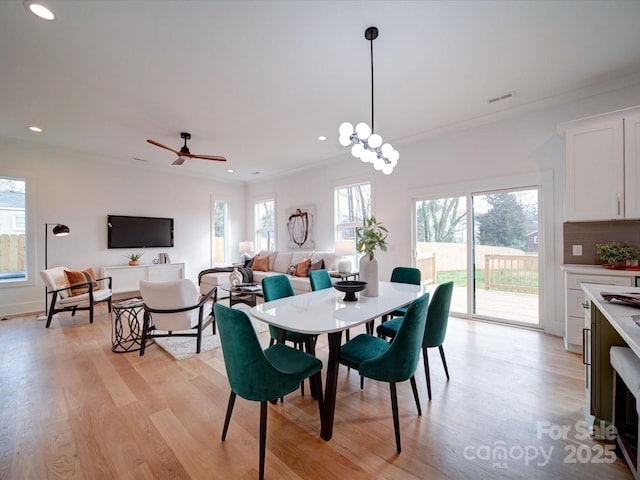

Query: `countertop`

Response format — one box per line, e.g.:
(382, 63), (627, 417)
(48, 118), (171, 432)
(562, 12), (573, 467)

(561, 264), (640, 277)
(582, 283), (640, 357)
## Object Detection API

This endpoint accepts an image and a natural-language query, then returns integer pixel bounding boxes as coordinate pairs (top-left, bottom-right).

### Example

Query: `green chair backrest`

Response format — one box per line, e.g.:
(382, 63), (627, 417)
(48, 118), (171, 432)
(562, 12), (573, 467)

(359, 292), (429, 383)
(309, 270), (332, 291)
(214, 303), (301, 401)
(261, 275), (296, 339)
(390, 267), (421, 285)
(262, 274), (295, 302)
(424, 281), (454, 348)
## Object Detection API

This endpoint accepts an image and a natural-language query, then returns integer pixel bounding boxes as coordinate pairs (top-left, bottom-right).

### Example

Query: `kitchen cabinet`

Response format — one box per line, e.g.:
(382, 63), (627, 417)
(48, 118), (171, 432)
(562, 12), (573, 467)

(561, 266), (634, 352)
(561, 107), (640, 221)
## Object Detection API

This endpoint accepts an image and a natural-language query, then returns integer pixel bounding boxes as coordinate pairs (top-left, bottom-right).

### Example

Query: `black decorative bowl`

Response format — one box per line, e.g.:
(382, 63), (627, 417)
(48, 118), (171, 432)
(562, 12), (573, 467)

(333, 281), (367, 302)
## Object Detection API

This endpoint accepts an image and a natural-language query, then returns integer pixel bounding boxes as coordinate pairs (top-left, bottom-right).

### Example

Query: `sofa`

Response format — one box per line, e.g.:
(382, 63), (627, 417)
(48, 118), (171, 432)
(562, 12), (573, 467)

(198, 250), (337, 297)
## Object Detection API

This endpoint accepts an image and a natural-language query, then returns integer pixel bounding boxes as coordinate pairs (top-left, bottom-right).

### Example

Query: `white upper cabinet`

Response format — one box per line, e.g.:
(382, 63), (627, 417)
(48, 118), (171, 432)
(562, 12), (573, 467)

(561, 107), (640, 221)
(624, 113), (640, 219)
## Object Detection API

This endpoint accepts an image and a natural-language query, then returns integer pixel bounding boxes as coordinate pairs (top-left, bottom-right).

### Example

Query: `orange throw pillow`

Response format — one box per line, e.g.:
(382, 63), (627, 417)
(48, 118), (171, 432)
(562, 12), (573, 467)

(252, 255), (270, 272)
(64, 270), (90, 296)
(294, 258), (311, 277)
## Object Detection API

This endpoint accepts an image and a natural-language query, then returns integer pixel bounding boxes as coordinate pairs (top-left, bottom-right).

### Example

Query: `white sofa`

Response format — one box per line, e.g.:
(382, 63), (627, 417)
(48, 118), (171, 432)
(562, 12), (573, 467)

(199, 250), (336, 296)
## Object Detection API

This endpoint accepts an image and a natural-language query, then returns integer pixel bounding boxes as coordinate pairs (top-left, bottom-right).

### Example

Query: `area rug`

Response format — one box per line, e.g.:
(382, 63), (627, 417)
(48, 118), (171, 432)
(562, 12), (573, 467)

(155, 318), (269, 360)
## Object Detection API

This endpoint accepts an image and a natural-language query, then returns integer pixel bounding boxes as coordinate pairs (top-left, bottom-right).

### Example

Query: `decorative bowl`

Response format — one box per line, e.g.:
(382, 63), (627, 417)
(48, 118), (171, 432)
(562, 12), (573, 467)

(333, 280), (368, 302)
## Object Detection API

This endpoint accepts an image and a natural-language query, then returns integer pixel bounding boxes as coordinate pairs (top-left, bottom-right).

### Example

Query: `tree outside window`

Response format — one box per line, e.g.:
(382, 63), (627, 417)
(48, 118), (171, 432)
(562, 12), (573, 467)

(255, 198), (275, 251)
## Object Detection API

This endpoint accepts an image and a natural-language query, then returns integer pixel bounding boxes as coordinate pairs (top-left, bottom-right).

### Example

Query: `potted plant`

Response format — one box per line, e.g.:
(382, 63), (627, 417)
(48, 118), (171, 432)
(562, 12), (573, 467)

(596, 242), (634, 269)
(124, 252), (144, 266)
(355, 216), (388, 297)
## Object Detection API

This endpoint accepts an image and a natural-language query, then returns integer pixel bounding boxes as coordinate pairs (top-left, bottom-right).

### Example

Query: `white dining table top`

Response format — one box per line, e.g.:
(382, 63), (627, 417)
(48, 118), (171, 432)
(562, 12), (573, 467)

(249, 281), (425, 335)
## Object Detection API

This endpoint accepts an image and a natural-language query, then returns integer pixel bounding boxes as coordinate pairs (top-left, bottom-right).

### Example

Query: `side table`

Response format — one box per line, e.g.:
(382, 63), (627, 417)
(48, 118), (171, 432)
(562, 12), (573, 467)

(329, 271), (359, 281)
(111, 298), (152, 353)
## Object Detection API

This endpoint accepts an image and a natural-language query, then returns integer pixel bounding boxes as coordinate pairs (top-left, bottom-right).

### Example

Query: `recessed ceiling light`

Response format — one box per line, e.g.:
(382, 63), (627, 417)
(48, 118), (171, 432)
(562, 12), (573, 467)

(27, 125), (42, 133)
(23, 1), (55, 20)
(318, 135), (327, 141)
(227, 169), (234, 173)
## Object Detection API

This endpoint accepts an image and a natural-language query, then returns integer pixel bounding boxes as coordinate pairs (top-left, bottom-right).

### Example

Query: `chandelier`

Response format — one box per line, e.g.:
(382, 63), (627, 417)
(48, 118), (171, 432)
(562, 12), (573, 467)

(339, 26), (399, 175)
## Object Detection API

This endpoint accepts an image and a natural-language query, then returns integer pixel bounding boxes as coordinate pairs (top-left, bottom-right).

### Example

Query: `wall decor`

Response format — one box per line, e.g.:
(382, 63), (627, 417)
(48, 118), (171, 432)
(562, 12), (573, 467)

(286, 205), (315, 249)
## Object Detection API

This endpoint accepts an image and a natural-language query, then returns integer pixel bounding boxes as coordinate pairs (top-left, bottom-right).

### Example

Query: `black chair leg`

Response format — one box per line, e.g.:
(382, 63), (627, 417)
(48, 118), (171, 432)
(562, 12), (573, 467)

(409, 375), (421, 416)
(222, 391), (236, 441)
(423, 347), (432, 400)
(259, 401), (268, 480)
(360, 375), (364, 390)
(389, 382), (401, 453)
(89, 305), (94, 324)
(439, 345), (450, 380)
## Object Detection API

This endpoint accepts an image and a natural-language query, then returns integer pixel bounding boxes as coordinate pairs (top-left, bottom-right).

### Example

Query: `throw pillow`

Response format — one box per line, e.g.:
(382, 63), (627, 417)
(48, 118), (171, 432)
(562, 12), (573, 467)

(244, 255), (256, 268)
(294, 258), (312, 277)
(64, 270), (90, 296)
(309, 258), (324, 272)
(287, 263), (297, 275)
(83, 268), (98, 287)
(252, 255), (270, 272)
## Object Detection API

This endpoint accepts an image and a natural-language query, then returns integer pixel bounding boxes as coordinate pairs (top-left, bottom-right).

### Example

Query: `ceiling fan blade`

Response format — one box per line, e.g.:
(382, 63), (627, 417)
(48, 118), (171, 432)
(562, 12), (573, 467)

(147, 139), (180, 154)
(190, 154), (227, 162)
(172, 156), (185, 166)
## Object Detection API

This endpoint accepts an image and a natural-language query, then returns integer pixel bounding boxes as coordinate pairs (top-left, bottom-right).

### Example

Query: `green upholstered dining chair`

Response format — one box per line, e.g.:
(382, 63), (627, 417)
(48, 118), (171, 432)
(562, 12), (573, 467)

(261, 274), (305, 348)
(214, 303), (323, 480)
(339, 292), (429, 453)
(377, 281), (454, 400)
(262, 274), (316, 396)
(366, 266), (421, 334)
(309, 269), (333, 291)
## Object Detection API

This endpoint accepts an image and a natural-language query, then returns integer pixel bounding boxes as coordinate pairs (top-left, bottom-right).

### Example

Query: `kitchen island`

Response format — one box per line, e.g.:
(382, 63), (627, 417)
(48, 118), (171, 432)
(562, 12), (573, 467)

(582, 284), (640, 476)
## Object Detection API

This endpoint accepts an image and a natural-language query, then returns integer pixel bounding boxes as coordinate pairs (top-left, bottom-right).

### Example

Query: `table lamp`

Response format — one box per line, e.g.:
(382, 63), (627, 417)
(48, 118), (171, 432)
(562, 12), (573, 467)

(239, 240), (254, 262)
(335, 240), (355, 274)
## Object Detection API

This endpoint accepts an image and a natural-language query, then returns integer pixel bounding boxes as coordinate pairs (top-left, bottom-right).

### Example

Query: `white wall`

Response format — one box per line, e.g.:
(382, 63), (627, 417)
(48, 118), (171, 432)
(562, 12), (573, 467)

(247, 79), (640, 337)
(0, 139), (245, 317)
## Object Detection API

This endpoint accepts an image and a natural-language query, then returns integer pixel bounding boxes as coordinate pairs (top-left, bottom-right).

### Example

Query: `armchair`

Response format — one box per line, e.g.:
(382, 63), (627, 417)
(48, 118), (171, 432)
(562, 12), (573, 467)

(40, 266), (112, 328)
(139, 279), (216, 356)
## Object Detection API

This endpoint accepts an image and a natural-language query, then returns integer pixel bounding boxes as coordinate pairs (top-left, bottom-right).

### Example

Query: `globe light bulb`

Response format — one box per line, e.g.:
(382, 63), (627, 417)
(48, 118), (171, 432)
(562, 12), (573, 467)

(382, 164), (393, 175)
(339, 122), (354, 137)
(368, 133), (382, 148)
(390, 150), (400, 163)
(381, 143), (393, 156)
(339, 134), (352, 146)
(351, 143), (365, 158)
(355, 122), (371, 140)
(373, 157), (385, 171)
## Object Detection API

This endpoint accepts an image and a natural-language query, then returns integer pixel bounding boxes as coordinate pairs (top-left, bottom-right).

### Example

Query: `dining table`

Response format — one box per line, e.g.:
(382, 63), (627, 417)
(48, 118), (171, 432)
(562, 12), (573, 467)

(250, 280), (425, 441)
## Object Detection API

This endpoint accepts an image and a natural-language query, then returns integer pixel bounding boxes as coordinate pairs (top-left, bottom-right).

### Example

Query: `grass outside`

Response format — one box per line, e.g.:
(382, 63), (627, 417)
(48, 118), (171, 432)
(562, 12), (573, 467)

(436, 269), (539, 290)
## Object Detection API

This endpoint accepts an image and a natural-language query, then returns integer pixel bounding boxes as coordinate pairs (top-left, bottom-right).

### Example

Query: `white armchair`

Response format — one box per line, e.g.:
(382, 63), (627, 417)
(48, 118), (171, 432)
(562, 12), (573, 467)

(139, 279), (216, 356)
(40, 266), (112, 328)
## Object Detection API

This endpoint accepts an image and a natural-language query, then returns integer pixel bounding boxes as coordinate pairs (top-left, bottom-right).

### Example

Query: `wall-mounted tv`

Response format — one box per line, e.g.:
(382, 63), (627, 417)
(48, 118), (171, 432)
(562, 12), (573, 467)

(107, 215), (174, 249)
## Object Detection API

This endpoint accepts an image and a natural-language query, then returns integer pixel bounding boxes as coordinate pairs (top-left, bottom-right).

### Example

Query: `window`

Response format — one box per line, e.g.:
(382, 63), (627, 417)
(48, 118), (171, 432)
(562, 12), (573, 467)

(335, 182), (371, 267)
(213, 200), (228, 264)
(0, 177), (27, 281)
(255, 198), (275, 251)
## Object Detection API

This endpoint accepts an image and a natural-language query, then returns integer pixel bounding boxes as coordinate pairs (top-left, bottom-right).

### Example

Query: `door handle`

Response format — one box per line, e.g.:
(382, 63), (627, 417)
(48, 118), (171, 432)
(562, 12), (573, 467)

(582, 328), (590, 365)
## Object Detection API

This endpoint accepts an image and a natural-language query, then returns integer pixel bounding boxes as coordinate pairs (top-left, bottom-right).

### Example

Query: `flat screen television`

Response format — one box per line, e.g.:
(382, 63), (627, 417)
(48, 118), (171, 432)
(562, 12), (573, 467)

(107, 215), (174, 249)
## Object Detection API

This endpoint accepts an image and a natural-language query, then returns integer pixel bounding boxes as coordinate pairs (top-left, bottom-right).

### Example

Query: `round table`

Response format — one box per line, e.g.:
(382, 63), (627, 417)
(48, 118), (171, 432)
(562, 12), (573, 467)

(111, 298), (152, 353)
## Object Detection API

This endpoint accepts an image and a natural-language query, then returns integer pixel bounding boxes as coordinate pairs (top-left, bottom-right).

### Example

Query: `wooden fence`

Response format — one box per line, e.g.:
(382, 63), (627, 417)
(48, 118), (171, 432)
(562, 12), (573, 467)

(416, 252), (436, 285)
(484, 254), (538, 293)
(0, 234), (25, 272)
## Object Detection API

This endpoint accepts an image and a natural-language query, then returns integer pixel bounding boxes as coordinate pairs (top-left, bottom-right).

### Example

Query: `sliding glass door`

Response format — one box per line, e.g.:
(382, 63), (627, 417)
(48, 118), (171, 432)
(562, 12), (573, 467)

(414, 187), (540, 327)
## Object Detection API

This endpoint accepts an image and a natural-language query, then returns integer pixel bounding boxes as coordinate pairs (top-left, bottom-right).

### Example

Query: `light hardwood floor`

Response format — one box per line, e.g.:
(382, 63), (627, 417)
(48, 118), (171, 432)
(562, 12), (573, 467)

(0, 303), (633, 479)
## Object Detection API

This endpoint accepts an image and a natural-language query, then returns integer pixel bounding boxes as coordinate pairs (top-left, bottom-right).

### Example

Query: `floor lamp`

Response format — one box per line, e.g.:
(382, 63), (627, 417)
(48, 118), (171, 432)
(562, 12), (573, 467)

(36, 223), (70, 321)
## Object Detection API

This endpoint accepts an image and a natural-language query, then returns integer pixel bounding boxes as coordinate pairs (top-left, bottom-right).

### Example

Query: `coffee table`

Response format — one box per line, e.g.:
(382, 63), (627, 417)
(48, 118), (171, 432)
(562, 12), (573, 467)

(220, 283), (263, 308)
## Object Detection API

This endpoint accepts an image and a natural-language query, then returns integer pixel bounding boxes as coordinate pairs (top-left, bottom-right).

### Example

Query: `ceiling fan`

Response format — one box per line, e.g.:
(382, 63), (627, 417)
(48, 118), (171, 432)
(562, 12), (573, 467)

(146, 132), (227, 165)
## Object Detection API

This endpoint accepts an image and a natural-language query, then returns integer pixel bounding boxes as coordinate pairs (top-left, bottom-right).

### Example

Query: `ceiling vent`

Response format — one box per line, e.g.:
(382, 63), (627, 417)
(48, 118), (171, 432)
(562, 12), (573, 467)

(488, 91), (515, 104)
